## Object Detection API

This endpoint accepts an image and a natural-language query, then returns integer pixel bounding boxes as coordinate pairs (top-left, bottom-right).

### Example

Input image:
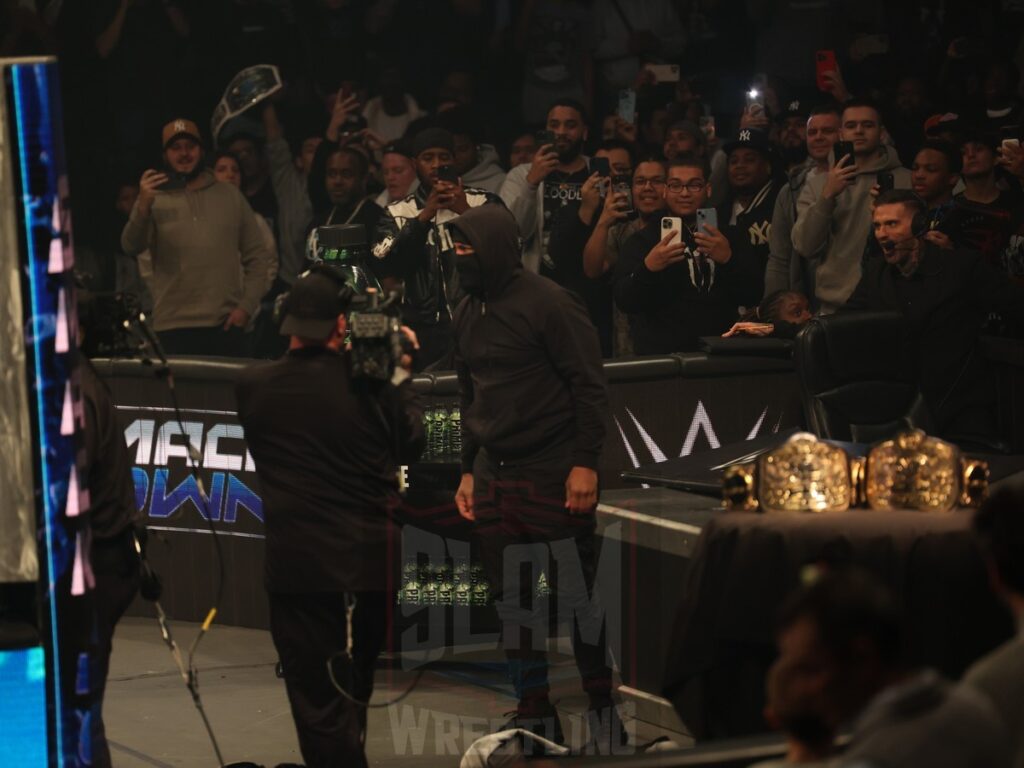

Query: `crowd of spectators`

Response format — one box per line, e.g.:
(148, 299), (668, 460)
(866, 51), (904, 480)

(7, 0), (1024, 435)
(7, 3), (1024, 763)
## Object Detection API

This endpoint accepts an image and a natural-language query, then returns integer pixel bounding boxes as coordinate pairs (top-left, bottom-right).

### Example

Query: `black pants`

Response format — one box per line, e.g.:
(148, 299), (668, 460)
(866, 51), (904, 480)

(157, 325), (251, 357)
(90, 529), (141, 768)
(473, 447), (613, 704)
(268, 591), (389, 768)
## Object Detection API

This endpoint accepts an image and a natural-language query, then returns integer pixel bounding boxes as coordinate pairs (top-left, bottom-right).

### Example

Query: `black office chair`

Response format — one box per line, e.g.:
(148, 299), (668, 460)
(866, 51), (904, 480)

(794, 311), (933, 443)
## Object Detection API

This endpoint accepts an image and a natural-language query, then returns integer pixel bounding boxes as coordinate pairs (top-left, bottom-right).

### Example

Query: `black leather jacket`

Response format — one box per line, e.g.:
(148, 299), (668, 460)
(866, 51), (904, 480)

(371, 185), (504, 328)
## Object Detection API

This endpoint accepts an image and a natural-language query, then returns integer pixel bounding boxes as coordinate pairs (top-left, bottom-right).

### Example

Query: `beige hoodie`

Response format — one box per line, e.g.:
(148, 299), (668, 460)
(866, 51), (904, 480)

(121, 171), (274, 332)
(792, 146), (911, 312)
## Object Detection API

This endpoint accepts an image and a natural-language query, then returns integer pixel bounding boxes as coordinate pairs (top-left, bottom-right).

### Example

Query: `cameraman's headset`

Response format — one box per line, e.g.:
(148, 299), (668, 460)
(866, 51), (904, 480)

(273, 264), (355, 328)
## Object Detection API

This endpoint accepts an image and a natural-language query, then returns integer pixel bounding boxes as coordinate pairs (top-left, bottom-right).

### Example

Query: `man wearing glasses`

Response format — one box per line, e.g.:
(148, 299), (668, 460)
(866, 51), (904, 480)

(613, 155), (763, 353)
(578, 157), (668, 355)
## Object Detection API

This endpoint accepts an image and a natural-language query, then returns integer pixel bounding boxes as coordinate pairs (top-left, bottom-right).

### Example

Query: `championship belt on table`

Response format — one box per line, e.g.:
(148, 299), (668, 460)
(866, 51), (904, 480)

(722, 430), (989, 513)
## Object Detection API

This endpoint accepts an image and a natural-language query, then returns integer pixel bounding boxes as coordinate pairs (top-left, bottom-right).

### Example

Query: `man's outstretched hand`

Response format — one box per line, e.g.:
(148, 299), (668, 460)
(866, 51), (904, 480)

(565, 466), (598, 514)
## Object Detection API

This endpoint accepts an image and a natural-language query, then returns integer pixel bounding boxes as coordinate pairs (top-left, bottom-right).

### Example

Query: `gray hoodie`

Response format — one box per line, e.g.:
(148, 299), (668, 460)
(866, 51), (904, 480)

(121, 171), (274, 332)
(499, 155), (590, 274)
(461, 144), (507, 195)
(792, 145), (911, 312)
(765, 157), (818, 298)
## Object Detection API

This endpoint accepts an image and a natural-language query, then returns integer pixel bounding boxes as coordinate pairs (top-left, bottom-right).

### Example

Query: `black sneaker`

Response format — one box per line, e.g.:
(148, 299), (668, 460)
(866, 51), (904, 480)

(498, 701), (565, 753)
(584, 702), (629, 755)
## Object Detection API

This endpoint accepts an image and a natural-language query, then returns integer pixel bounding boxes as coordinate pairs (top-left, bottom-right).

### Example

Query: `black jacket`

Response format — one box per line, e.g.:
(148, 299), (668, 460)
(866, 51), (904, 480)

(547, 202), (614, 356)
(844, 246), (1024, 436)
(450, 206), (607, 474)
(235, 348), (425, 592)
(613, 219), (762, 354)
(719, 179), (778, 301)
(372, 184), (504, 330)
(80, 359), (142, 540)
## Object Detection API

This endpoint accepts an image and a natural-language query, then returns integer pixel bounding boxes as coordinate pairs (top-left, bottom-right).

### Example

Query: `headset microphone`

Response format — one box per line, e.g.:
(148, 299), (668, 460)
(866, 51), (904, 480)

(879, 197), (932, 252)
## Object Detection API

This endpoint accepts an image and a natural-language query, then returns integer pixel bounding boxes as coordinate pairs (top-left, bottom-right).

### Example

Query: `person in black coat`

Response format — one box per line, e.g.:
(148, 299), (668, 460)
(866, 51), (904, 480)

(80, 356), (145, 768)
(235, 268), (424, 768)
(845, 190), (1024, 446)
(449, 205), (623, 751)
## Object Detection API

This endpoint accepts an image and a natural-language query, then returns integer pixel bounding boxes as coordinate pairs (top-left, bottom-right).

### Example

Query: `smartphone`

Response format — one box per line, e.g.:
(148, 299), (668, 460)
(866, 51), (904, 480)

(815, 50), (838, 92)
(612, 174), (634, 216)
(436, 165), (459, 184)
(745, 87), (765, 119)
(661, 216), (684, 245)
(340, 80), (354, 100)
(876, 171), (895, 193)
(699, 115), (716, 142)
(644, 63), (681, 82)
(999, 125), (1015, 149)
(590, 157), (611, 177)
(159, 173), (188, 192)
(617, 89), (637, 125)
(695, 207), (718, 233)
(535, 129), (556, 149)
(833, 140), (855, 166)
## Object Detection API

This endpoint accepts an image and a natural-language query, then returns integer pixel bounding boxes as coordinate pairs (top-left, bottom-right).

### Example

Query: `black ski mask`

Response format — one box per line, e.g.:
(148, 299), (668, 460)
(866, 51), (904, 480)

(453, 245), (485, 296)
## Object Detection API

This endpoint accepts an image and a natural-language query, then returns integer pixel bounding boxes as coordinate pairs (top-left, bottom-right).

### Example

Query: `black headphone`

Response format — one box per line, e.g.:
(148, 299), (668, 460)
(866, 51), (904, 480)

(910, 194), (931, 239)
(272, 264), (354, 327)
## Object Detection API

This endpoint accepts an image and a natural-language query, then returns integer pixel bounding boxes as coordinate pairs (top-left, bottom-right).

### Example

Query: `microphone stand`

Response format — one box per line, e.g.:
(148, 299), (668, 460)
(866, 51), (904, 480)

(121, 313), (227, 768)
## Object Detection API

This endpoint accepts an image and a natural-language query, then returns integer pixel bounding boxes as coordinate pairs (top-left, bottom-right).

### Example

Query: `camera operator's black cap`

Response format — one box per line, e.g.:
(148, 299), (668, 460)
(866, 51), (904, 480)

(280, 269), (347, 339)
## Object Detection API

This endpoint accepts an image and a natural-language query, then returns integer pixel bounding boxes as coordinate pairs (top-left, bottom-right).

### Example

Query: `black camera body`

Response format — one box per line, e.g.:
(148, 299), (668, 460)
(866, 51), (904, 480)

(348, 289), (408, 381)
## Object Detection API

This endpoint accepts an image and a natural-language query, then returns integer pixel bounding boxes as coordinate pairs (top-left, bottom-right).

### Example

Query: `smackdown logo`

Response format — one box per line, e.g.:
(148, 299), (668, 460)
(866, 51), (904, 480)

(122, 409), (263, 528)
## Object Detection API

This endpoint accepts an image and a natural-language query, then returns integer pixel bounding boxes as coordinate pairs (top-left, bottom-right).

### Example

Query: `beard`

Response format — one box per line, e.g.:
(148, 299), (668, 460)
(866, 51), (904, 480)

(167, 151), (205, 181)
(781, 143), (808, 166)
(556, 137), (584, 164)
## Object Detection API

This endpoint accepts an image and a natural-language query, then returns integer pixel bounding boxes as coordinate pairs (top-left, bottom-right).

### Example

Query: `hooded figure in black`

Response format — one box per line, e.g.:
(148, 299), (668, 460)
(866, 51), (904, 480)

(449, 205), (625, 752)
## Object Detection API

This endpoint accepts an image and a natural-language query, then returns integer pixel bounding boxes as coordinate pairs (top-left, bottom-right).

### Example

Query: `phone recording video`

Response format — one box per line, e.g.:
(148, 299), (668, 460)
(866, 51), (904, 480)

(815, 50), (838, 92)
(612, 175), (634, 216)
(617, 89), (637, 125)
(695, 208), (718, 234)
(158, 173), (188, 192)
(833, 141), (855, 166)
(436, 165), (459, 184)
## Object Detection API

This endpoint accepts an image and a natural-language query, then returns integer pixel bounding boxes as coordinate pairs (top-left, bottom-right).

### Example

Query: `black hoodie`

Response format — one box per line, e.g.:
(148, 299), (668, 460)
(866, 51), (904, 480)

(450, 206), (608, 474)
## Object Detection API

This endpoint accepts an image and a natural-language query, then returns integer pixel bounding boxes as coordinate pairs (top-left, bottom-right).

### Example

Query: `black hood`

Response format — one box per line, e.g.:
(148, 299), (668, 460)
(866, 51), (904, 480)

(449, 205), (522, 299)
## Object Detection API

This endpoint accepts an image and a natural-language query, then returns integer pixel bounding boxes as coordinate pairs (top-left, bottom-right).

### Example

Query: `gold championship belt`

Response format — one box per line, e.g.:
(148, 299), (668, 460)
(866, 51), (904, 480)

(722, 430), (989, 513)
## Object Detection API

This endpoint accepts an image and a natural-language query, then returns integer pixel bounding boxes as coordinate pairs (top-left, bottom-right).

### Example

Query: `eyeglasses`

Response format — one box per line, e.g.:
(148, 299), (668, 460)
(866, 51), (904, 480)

(666, 180), (707, 193)
(634, 177), (667, 188)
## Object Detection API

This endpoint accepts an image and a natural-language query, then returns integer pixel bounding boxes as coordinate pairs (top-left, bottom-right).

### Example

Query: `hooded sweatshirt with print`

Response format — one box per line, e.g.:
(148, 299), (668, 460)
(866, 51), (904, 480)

(791, 145), (911, 312)
(121, 170), (275, 332)
(449, 205), (607, 475)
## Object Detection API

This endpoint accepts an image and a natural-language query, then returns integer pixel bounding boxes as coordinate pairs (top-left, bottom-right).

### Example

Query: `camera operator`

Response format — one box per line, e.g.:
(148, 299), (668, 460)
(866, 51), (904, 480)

(235, 269), (425, 768)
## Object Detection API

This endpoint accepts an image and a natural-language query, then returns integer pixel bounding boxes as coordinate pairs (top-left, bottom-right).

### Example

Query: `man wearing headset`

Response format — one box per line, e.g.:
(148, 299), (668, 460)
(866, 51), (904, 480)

(235, 267), (425, 768)
(844, 189), (1024, 446)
